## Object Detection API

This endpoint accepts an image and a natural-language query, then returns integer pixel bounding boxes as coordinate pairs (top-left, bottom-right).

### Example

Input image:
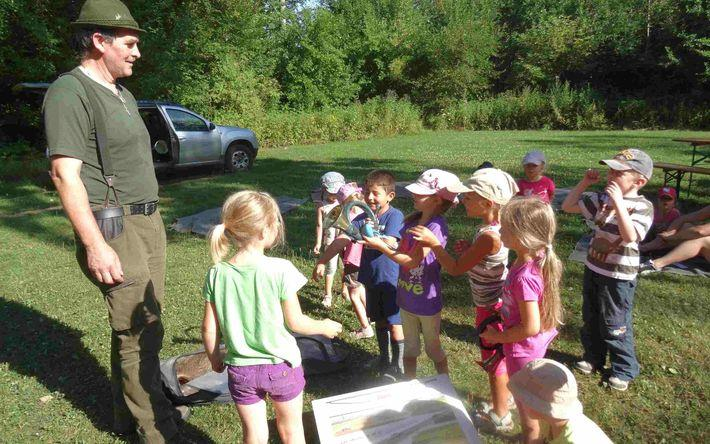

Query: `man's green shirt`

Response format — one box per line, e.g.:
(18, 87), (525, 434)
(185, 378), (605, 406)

(43, 67), (158, 205)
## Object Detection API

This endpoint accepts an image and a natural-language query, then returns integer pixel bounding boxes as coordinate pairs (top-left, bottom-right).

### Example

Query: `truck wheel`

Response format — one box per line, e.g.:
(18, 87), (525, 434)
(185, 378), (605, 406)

(225, 144), (253, 172)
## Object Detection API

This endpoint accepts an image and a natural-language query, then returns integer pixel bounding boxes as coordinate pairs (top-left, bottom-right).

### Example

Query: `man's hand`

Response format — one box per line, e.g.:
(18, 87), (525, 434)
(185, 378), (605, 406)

(86, 242), (124, 285)
(312, 243), (321, 255)
(312, 263), (325, 282)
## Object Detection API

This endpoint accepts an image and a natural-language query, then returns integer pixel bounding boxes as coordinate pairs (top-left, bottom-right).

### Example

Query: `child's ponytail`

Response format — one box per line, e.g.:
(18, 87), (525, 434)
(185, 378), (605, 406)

(209, 223), (230, 264)
(208, 190), (285, 264)
(501, 197), (564, 331)
(538, 245), (564, 331)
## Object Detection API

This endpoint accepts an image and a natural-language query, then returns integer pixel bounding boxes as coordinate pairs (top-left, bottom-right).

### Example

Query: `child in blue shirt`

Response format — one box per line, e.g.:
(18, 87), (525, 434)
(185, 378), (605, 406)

(314, 170), (405, 376)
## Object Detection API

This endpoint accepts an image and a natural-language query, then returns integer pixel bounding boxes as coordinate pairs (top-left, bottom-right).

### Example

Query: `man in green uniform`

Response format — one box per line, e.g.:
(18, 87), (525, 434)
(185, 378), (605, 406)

(43, 1), (185, 441)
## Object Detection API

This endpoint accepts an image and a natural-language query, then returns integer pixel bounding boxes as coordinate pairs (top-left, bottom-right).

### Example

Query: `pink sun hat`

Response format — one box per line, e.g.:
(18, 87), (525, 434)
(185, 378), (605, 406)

(405, 169), (461, 202)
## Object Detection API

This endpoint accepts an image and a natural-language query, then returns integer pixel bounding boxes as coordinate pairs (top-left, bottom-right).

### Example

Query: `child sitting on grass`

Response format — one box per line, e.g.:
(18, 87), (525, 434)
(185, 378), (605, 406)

(363, 169), (460, 379)
(508, 359), (613, 443)
(640, 186), (681, 249)
(517, 150), (555, 204)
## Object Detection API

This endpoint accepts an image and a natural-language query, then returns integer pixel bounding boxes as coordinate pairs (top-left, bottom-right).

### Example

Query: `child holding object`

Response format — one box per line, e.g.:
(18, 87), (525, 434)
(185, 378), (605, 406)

(314, 170), (405, 377)
(517, 150), (555, 204)
(480, 197), (563, 442)
(336, 182), (373, 339)
(561, 148), (654, 392)
(508, 359), (613, 444)
(410, 168), (519, 432)
(202, 191), (342, 444)
(313, 171), (346, 307)
(362, 169), (459, 379)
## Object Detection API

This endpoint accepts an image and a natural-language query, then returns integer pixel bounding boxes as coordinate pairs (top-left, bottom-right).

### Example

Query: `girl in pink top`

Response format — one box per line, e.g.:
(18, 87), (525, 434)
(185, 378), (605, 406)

(480, 197), (563, 443)
(517, 150), (555, 204)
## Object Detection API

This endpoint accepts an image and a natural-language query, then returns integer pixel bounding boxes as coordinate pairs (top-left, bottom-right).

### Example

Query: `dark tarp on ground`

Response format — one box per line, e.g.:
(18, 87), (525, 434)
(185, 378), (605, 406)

(161, 334), (349, 405)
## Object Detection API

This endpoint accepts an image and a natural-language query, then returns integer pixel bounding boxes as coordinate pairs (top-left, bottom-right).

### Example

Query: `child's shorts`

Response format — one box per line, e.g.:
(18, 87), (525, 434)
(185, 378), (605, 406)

(342, 263), (361, 288)
(476, 303), (507, 377)
(227, 362), (305, 405)
(366, 284), (401, 325)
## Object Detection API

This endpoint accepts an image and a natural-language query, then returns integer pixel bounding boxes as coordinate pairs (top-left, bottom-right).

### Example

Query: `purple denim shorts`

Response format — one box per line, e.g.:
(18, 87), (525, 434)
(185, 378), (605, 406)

(227, 362), (305, 405)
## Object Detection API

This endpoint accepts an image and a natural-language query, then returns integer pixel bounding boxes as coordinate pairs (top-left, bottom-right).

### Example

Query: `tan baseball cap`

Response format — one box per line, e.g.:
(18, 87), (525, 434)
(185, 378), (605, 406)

(446, 168), (519, 205)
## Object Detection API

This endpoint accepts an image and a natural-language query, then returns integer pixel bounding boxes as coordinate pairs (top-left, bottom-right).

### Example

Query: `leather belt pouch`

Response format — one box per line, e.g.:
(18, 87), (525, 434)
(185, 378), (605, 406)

(93, 206), (125, 241)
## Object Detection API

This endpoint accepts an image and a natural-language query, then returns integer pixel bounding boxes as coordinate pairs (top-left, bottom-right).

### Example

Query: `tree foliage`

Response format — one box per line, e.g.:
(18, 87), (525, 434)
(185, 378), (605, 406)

(0, 0), (707, 139)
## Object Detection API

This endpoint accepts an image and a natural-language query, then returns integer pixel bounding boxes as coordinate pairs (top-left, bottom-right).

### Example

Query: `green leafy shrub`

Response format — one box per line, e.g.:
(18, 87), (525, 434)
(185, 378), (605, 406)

(231, 96), (422, 148)
(435, 83), (608, 130)
(613, 99), (710, 130)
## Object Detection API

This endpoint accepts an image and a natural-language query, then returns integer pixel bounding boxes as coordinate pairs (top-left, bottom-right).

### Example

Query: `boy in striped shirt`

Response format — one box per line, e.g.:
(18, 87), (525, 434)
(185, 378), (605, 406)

(562, 148), (654, 392)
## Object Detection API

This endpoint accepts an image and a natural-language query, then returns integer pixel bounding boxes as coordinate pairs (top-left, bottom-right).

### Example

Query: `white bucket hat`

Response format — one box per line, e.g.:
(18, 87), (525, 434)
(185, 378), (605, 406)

(508, 358), (584, 420)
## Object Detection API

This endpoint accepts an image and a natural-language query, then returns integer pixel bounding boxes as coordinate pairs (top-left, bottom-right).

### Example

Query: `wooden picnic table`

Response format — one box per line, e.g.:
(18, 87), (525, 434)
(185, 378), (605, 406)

(669, 138), (710, 197)
(672, 138), (710, 166)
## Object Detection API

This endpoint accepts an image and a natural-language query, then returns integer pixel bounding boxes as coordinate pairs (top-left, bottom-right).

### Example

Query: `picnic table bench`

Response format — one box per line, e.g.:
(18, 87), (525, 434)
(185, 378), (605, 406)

(654, 161), (710, 197)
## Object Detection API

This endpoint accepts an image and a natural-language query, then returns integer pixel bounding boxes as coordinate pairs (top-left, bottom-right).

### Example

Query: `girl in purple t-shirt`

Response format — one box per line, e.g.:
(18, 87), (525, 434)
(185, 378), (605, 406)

(362, 169), (459, 379)
(480, 197), (563, 443)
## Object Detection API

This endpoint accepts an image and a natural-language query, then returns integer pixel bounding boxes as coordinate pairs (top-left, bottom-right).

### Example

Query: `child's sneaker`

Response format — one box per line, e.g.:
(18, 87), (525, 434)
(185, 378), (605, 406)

(321, 294), (332, 308)
(474, 410), (514, 433)
(477, 396), (517, 414)
(574, 360), (595, 375)
(639, 259), (661, 275)
(350, 326), (374, 340)
(606, 376), (629, 392)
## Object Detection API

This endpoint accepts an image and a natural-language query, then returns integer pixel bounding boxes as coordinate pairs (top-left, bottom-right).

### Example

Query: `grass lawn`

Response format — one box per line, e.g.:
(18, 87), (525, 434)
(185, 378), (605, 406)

(1, 129), (709, 443)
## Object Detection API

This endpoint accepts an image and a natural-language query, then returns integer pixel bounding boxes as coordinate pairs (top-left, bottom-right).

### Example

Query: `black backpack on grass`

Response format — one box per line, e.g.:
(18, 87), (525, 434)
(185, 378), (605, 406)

(160, 334), (349, 405)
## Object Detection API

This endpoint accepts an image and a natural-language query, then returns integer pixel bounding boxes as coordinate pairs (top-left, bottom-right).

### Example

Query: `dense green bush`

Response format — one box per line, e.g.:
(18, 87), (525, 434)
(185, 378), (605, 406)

(613, 98), (710, 129)
(434, 83), (608, 130)
(236, 96), (423, 148)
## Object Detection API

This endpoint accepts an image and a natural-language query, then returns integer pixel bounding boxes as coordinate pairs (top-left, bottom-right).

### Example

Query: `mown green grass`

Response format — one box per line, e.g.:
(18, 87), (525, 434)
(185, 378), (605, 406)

(1, 130), (709, 443)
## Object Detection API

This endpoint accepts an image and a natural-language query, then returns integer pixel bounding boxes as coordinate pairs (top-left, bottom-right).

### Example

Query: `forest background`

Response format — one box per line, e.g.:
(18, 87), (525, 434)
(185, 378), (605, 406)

(1, 0), (708, 150)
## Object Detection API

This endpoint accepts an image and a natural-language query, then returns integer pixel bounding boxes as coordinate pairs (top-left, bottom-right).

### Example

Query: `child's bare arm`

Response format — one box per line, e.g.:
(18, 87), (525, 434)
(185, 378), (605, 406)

(313, 205), (324, 254)
(318, 237), (350, 264)
(201, 302), (225, 373)
(283, 294), (342, 338)
(410, 226), (498, 276)
(313, 236), (350, 281)
(362, 235), (425, 268)
(480, 300), (540, 344)
(562, 169), (600, 213)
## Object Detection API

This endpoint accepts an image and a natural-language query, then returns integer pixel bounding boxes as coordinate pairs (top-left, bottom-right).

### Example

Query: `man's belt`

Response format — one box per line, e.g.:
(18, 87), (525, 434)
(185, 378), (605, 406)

(124, 201), (158, 216)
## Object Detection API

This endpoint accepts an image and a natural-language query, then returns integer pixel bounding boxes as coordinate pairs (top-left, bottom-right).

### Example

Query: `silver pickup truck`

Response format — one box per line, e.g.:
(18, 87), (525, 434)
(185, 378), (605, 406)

(138, 101), (259, 172)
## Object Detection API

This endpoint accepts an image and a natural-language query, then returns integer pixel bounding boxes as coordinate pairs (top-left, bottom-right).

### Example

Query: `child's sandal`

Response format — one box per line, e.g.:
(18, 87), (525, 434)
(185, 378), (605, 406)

(321, 295), (333, 308)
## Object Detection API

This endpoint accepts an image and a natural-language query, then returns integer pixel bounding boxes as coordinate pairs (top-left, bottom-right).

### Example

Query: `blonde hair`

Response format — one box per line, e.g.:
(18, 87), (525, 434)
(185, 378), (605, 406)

(208, 191), (285, 264)
(500, 197), (563, 331)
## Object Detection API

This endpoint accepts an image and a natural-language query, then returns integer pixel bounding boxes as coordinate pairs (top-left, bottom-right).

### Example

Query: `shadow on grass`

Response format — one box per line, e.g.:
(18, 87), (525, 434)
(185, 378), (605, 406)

(0, 298), (114, 432)
(0, 297), (213, 442)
